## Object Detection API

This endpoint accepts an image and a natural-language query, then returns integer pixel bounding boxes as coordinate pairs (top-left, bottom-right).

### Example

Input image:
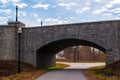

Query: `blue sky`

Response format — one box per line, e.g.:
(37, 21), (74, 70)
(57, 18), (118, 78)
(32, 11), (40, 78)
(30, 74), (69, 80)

(0, 0), (120, 27)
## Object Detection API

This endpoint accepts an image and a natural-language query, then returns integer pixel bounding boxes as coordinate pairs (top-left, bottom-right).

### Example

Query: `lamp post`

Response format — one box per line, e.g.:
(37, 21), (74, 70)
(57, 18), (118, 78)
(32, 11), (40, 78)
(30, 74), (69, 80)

(18, 27), (22, 73)
(16, 5), (21, 73)
(16, 6), (18, 22)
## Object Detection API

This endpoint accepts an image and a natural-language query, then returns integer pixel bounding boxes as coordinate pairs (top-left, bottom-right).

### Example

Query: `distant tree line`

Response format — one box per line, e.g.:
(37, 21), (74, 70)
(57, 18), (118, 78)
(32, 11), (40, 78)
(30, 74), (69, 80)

(56, 46), (106, 62)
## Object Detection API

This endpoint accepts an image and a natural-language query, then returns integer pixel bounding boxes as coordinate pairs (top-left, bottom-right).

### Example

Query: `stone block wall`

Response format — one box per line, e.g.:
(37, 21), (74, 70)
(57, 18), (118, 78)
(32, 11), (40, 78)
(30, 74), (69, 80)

(0, 22), (25, 61)
(0, 25), (17, 60)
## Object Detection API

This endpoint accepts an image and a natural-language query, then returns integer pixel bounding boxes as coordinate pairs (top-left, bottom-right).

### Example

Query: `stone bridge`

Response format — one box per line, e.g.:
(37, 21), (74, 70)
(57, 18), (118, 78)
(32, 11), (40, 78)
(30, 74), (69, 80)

(0, 20), (120, 68)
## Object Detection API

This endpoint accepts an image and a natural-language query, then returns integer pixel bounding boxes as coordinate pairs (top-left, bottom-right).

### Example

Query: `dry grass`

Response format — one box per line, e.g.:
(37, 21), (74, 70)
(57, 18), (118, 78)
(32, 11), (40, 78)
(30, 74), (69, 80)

(85, 60), (120, 80)
(1, 69), (48, 80)
(0, 60), (34, 77)
(0, 60), (69, 80)
(86, 72), (120, 80)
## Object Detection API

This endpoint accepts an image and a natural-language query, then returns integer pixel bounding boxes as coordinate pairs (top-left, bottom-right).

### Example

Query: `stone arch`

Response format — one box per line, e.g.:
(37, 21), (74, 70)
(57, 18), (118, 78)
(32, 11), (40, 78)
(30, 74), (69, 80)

(36, 38), (106, 68)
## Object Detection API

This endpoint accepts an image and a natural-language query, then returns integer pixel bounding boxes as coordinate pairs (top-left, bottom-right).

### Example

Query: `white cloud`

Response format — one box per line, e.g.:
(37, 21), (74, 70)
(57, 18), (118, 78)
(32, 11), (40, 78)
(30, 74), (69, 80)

(106, 0), (120, 8)
(0, 0), (7, 4)
(52, 5), (57, 8)
(0, 16), (6, 19)
(92, 0), (120, 14)
(92, 7), (107, 14)
(94, 0), (101, 2)
(86, 2), (91, 6)
(102, 13), (112, 16)
(76, 6), (90, 14)
(37, 18), (42, 23)
(0, 9), (12, 14)
(0, 0), (20, 4)
(0, 16), (8, 24)
(109, 8), (120, 14)
(109, 0), (120, 4)
(32, 3), (50, 10)
(58, 2), (76, 7)
(14, 3), (28, 8)
(18, 11), (27, 16)
(106, 3), (113, 8)
(116, 17), (120, 20)
(12, 0), (20, 2)
(44, 18), (70, 25)
(58, 2), (76, 9)
(32, 13), (39, 17)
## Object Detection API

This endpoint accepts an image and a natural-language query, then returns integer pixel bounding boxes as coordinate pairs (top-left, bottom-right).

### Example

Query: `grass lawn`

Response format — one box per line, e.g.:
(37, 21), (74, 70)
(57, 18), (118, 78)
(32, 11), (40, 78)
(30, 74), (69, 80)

(85, 61), (120, 80)
(0, 60), (69, 80)
(49, 63), (69, 70)
(76, 60), (105, 63)
(56, 59), (105, 63)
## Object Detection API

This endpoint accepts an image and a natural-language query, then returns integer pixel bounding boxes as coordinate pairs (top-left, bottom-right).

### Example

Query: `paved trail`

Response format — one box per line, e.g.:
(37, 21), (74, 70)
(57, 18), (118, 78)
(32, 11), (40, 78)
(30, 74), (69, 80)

(36, 62), (105, 80)
(57, 62), (105, 69)
(36, 69), (88, 80)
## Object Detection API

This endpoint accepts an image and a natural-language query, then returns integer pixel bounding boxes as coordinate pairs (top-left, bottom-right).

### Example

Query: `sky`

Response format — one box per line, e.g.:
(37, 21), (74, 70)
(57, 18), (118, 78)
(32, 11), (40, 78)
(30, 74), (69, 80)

(0, 0), (120, 27)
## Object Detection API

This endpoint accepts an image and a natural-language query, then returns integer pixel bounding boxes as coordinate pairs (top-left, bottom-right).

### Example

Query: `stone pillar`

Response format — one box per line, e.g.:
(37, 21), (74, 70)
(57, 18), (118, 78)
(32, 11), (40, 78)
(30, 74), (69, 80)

(106, 51), (114, 65)
(0, 21), (25, 61)
(8, 21), (25, 61)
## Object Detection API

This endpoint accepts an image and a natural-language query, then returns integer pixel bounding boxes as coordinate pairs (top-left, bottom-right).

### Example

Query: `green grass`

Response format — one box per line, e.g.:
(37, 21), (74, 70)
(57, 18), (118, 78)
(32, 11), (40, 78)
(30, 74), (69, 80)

(56, 59), (105, 63)
(49, 63), (69, 70)
(89, 65), (105, 70)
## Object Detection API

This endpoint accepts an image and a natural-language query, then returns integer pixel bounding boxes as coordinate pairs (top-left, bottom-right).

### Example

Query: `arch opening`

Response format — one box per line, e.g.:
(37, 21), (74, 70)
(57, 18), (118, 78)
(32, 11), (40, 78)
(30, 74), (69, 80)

(56, 46), (106, 69)
(36, 38), (106, 68)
